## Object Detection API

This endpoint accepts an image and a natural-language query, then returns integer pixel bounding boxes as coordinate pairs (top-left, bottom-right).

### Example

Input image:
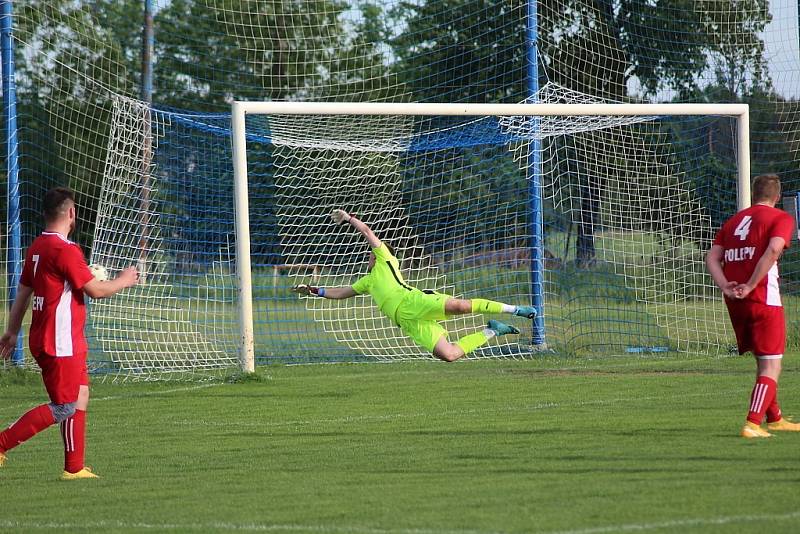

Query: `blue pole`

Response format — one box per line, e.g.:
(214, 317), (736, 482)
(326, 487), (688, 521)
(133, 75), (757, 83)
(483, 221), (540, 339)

(2, 0), (23, 365)
(138, 0), (154, 280)
(527, 0), (545, 346)
(141, 0), (154, 103)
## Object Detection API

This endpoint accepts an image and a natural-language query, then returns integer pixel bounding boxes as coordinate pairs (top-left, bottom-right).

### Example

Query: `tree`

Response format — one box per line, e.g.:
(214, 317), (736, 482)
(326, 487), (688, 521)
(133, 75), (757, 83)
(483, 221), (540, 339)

(389, 0), (529, 103)
(699, 0), (771, 97)
(671, 83), (800, 230)
(539, 0), (771, 101)
(538, 0), (771, 264)
(147, 0), (397, 110)
(12, 0), (134, 244)
(8, 0), (398, 259)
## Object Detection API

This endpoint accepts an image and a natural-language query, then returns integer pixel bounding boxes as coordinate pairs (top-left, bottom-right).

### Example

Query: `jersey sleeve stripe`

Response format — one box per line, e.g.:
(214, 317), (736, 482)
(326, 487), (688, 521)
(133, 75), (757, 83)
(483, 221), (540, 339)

(386, 261), (413, 291)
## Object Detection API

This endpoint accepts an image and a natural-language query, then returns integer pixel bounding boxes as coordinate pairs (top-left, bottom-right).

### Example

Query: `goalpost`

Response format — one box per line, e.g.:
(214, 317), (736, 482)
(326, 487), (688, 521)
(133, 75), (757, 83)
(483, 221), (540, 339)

(231, 101), (751, 373)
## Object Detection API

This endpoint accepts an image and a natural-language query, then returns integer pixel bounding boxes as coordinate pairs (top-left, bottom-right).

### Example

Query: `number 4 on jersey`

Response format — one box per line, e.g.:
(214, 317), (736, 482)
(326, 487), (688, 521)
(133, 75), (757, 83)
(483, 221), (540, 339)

(734, 216), (752, 241)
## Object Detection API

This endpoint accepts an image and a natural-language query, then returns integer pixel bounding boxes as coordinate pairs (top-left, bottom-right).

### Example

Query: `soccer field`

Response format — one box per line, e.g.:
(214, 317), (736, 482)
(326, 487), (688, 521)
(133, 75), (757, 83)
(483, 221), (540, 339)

(1, 355), (799, 533)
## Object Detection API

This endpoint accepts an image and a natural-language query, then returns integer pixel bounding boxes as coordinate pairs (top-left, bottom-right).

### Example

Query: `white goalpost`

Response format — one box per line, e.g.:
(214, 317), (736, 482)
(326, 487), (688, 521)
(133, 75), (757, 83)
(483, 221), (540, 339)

(231, 101), (751, 373)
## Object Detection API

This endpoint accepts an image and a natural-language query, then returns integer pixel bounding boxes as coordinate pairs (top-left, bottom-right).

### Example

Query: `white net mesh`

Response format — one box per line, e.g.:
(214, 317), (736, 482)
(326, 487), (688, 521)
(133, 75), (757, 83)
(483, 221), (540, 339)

(88, 96), (238, 376)
(247, 92), (731, 360)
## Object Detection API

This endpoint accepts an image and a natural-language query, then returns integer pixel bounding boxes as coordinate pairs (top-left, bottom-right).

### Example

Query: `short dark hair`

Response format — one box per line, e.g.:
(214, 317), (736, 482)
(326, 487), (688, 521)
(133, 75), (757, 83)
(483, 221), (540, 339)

(43, 187), (75, 222)
(752, 174), (781, 203)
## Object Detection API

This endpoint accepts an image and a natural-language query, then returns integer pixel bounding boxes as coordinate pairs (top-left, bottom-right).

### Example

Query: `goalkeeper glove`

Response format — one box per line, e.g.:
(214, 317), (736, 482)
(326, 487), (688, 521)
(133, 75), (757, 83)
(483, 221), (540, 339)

(291, 284), (320, 296)
(331, 209), (352, 225)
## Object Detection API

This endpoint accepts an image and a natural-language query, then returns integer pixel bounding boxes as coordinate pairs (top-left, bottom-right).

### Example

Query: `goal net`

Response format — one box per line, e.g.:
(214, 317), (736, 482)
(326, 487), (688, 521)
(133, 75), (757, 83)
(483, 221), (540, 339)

(3, 0), (796, 379)
(37, 91), (750, 375)
(230, 96), (749, 367)
(87, 97), (240, 376)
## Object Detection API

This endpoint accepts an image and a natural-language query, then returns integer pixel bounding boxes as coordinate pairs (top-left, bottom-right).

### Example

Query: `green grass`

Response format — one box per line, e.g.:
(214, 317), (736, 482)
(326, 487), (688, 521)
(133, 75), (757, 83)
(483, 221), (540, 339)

(2, 355), (800, 533)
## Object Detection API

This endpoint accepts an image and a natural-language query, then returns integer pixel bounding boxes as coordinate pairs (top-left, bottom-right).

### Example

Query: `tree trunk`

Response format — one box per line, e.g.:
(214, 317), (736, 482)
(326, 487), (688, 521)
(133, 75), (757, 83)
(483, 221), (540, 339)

(576, 181), (599, 268)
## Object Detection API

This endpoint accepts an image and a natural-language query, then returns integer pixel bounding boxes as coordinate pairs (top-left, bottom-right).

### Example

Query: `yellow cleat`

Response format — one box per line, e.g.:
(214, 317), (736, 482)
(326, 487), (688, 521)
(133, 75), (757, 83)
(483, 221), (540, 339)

(741, 421), (772, 439)
(767, 417), (800, 432)
(0, 451), (6, 467)
(60, 467), (99, 480)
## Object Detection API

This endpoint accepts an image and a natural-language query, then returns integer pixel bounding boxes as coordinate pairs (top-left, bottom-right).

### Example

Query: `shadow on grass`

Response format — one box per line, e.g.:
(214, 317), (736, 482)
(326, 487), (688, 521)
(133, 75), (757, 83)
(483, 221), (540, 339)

(225, 370), (273, 384)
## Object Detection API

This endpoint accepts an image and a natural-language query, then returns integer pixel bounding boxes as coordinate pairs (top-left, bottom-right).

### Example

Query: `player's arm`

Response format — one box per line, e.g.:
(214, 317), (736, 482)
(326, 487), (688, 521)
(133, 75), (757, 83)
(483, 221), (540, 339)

(331, 209), (382, 249)
(0, 284), (33, 359)
(83, 266), (139, 299)
(705, 245), (738, 299)
(291, 284), (357, 299)
(735, 236), (785, 299)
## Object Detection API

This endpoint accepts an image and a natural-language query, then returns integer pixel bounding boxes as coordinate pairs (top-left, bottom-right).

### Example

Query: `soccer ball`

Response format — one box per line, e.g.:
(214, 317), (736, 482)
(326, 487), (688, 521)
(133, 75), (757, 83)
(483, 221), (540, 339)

(89, 264), (109, 282)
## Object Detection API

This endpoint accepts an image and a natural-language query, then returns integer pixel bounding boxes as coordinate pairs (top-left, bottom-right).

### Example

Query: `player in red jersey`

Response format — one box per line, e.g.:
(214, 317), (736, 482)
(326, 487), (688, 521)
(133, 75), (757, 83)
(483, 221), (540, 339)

(706, 174), (800, 438)
(0, 187), (138, 478)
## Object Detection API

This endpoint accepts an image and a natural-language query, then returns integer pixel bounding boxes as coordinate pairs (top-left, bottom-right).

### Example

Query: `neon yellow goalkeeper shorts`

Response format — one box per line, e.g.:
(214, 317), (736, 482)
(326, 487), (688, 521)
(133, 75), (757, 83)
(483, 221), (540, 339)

(395, 289), (451, 352)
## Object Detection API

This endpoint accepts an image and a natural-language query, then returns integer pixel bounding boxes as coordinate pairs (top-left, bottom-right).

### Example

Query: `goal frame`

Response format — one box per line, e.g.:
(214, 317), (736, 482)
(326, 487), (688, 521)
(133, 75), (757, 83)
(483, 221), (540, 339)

(230, 101), (751, 372)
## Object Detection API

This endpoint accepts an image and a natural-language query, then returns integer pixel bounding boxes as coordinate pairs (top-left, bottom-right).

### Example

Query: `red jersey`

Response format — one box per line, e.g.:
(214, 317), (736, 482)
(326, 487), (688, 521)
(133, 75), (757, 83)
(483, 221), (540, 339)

(713, 204), (794, 306)
(19, 232), (94, 357)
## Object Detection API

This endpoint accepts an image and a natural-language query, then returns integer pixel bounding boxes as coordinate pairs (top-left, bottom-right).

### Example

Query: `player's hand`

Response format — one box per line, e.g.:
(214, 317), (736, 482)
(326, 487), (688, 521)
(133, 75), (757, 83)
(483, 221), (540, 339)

(0, 331), (17, 360)
(116, 266), (140, 288)
(291, 284), (318, 296)
(721, 281), (739, 299)
(734, 283), (753, 299)
(331, 209), (352, 225)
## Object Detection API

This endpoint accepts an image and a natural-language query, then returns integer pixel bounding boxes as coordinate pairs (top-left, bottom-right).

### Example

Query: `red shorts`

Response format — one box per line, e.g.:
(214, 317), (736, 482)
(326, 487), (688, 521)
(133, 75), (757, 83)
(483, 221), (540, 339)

(34, 353), (89, 405)
(725, 301), (785, 356)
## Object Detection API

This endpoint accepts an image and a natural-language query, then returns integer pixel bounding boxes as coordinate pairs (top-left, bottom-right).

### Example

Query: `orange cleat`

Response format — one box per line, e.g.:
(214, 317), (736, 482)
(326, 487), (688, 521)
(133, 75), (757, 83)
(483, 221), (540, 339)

(767, 417), (800, 432)
(60, 466), (99, 480)
(741, 421), (772, 439)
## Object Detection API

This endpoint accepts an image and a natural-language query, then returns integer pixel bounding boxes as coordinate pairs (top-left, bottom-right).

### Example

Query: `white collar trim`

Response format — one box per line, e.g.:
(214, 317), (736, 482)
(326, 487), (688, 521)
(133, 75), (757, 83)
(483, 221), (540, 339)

(42, 231), (73, 244)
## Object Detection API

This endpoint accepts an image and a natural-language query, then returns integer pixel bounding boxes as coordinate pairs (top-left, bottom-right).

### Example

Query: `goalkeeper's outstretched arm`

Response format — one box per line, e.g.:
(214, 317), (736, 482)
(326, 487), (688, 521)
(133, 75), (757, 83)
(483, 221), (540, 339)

(291, 284), (356, 299)
(332, 209), (382, 249)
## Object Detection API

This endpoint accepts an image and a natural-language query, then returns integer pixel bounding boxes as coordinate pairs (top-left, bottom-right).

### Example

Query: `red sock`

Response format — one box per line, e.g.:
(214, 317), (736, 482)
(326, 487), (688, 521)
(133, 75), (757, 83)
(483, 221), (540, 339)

(747, 376), (777, 425)
(766, 394), (782, 424)
(0, 404), (55, 453)
(61, 409), (86, 474)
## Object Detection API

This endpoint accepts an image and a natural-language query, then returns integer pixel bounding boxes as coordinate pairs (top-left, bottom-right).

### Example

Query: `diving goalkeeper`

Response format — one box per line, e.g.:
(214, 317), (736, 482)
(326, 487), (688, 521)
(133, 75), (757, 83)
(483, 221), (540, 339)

(292, 210), (536, 362)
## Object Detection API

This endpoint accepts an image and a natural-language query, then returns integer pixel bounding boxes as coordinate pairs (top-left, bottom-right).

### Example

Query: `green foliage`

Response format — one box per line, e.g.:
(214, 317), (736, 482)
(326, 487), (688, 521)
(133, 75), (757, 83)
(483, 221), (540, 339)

(667, 83), (800, 235)
(147, 0), (399, 109)
(389, 0), (528, 102)
(12, 1), (135, 243)
(540, 0), (770, 100)
(87, 0), (144, 92)
(401, 143), (530, 255)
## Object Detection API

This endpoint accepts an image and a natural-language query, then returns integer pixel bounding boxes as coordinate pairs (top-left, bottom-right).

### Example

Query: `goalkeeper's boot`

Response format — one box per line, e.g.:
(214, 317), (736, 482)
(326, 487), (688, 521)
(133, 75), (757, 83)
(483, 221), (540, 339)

(740, 421), (772, 439)
(487, 320), (520, 336)
(513, 306), (537, 319)
(767, 417), (800, 432)
(60, 466), (99, 480)
(0, 451), (6, 467)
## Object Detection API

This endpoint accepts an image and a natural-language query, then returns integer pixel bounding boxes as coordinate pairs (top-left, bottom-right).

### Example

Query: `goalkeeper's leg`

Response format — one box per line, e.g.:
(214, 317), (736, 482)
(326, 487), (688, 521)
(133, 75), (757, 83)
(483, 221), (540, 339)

(433, 320), (520, 362)
(445, 298), (537, 319)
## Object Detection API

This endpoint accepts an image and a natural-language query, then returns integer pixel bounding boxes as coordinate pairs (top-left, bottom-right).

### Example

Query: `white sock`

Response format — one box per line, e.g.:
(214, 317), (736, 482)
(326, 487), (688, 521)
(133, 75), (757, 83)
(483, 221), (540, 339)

(483, 328), (497, 339)
(501, 305), (516, 314)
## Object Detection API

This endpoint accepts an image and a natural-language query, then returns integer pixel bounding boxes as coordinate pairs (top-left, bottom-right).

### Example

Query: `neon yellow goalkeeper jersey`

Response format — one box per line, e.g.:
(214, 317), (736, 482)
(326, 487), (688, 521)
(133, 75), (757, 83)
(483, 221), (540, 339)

(351, 243), (412, 322)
